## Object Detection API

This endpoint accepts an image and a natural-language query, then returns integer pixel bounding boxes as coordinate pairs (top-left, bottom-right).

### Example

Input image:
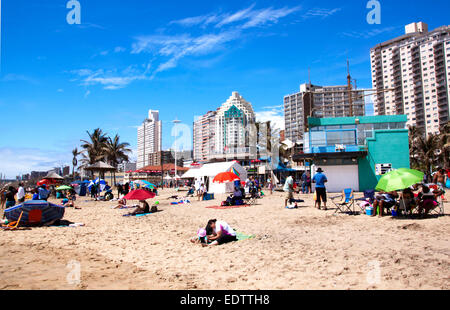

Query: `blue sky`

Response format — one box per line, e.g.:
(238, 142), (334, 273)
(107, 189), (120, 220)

(0, 0), (449, 178)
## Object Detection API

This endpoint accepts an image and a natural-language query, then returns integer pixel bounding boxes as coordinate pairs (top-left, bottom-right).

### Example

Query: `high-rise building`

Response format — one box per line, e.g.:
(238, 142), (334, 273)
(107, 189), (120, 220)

(193, 111), (217, 162)
(193, 92), (260, 162)
(212, 92), (256, 161)
(137, 110), (162, 169)
(284, 83), (366, 142)
(370, 22), (450, 135)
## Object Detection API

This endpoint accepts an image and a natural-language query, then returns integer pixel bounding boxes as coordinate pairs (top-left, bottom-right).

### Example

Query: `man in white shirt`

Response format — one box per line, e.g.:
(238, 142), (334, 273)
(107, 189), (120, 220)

(17, 183), (26, 203)
(283, 173), (295, 207)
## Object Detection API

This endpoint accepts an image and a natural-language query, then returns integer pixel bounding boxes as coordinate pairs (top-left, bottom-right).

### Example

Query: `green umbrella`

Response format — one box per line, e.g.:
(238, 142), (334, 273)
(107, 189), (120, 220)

(56, 185), (73, 191)
(376, 168), (424, 192)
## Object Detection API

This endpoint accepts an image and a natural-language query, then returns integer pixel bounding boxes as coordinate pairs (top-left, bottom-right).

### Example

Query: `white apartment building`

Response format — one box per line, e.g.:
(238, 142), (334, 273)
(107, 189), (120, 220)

(192, 92), (258, 162)
(370, 22), (450, 135)
(212, 92), (256, 160)
(284, 83), (366, 142)
(193, 111), (216, 162)
(137, 110), (162, 169)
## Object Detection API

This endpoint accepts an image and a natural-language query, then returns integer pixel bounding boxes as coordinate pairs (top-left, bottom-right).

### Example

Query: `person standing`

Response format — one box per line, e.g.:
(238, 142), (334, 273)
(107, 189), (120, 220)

(283, 173), (295, 207)
(267, 177), (273, 195)
(17, 183), (25, 203)
(301, 172), (308, 194)
(312, 168), (328, 210)
(38, 185), (50, 201)
(5, 186), (17, 208)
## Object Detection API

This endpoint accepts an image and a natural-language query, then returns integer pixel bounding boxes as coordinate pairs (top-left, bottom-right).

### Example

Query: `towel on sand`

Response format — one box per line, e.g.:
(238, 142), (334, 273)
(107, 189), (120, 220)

(123, 213), (153, 217)
(236, 232), (255, 241)
(206, 205), (251, 210)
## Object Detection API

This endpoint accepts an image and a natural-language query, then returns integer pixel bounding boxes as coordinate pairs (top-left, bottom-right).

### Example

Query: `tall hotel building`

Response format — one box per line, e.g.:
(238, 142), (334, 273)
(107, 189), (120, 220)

(193, 92), (257, 162)
(193, 111), (217, 162)
(284, 83), (366, 142)
(370, 22), (450, 135)
(137, 110), (162, 169)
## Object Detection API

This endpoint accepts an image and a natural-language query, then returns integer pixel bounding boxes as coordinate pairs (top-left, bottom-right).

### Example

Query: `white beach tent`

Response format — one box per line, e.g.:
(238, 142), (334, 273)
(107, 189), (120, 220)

(182, 161), (247, 194)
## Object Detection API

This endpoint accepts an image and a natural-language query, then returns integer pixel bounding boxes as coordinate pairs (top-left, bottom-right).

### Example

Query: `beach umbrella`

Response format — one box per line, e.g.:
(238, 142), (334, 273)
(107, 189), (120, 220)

(56, 185), (72, 191)
(4, 200), (65, 226)
(132, 180), (156, 189)
(213, 172), (240, 184)
(123, 189), (156, 201)
(376, 168), (424, 192)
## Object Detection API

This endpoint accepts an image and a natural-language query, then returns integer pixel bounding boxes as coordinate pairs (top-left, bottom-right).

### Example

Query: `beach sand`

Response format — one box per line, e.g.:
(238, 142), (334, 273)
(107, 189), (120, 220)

(0, 189), (449, 290)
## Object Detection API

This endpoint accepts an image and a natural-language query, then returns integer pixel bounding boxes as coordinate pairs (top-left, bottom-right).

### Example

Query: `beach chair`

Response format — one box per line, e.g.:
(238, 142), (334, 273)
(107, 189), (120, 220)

(428, 185), (444, 215)
(355, 190), (376, 212)
(1, 211), (23, 231)
(331, 189), (355, 214)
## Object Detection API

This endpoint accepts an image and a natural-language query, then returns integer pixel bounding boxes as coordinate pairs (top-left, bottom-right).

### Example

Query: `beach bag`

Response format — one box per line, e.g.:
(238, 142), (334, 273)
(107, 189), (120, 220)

(313, 192), (317, 201)
(446, 179), (450, 189)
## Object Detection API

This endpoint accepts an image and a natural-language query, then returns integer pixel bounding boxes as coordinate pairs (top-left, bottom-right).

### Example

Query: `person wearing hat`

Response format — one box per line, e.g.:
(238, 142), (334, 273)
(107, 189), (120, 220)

(312, 168), (328, 210)
(38, 184), (50, 201)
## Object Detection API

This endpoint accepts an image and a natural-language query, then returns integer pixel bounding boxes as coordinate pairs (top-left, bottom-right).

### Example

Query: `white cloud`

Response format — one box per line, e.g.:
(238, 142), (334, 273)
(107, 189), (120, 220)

(341, 26), (398, 39)
(255, 107), (285, 131)
(0, 147), (71, 179)
(302, 8), (341, 19)
(71, 64), (151, 90)
(114, 46), (126, 53)
(132, 31), (239, 75)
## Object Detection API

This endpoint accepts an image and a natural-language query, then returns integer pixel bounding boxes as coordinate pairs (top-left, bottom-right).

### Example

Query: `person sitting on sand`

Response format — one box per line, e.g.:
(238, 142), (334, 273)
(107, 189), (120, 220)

(399, 187), (416, 215)
(372, 191), (398, 217)
(190, 228), (208, 244)
(225, 187), (243, 206)
(113, 198), (128, 209)
(129, 200), (156, 216)
(62, 197), (81, 209)
(202, 219), (237, 247)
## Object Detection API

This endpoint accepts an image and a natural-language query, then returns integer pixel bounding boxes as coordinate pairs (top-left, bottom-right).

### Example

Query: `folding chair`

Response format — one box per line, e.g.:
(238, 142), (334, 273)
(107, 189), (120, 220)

(429, 185), (444, 215)
(331, 189), (355, 214)
(1, 211), (24, 231)
(355, 190), (376, 212)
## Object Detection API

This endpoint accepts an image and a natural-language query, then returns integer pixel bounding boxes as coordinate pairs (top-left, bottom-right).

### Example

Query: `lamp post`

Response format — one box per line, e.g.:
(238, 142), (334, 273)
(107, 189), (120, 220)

(172, 119), (181, 185)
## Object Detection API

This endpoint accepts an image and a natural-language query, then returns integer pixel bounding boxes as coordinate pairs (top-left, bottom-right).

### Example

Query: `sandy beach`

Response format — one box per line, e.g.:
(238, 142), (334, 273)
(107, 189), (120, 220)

(1, 189), (449, 290)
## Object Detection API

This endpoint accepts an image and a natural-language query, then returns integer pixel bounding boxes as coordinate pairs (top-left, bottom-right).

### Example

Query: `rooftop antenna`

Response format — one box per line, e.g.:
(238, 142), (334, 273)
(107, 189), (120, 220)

(308, 67), (311, 86)
(347, 60), (353, 117)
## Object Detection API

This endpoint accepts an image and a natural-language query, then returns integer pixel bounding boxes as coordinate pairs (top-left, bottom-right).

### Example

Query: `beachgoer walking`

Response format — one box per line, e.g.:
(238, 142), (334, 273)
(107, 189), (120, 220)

(267, 178), (273, 195)
(17, 183), (25, 203)
(283, 173), (295, 207)
(312, 168), (328, 210)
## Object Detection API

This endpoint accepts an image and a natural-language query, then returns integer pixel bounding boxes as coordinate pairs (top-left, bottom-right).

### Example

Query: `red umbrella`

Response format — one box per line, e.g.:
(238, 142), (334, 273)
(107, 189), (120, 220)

(123, 189), (156, 201)
(213, 172), (240, 184)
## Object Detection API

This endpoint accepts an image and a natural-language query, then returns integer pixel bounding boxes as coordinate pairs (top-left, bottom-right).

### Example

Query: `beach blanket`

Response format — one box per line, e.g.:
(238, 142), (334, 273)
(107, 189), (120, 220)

(123, 213), (153, 217)
(236, 232), (255, 241)
(206, 205), (251, 210)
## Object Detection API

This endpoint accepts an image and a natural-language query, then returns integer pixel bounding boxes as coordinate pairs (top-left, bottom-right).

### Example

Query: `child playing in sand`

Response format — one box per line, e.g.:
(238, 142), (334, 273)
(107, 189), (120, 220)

(190, 228), (209, 245)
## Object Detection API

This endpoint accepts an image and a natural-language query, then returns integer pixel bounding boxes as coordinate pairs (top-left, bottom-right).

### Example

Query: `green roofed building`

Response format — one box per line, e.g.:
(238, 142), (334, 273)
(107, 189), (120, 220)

(293, 115), (411, 192)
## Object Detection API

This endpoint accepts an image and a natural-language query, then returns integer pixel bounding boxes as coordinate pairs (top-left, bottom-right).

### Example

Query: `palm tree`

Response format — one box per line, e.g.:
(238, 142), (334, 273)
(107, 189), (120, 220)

(80, 128), (109, 177)
(436, 122), (450, 168)
(413, 133), (439, 174)
(72, 147), (80, 178)
(103, 134), (132, 185)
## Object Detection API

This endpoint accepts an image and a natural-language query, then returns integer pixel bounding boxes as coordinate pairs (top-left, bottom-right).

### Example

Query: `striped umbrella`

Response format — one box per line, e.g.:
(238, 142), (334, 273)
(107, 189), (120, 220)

(4, 201), (65, 226)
